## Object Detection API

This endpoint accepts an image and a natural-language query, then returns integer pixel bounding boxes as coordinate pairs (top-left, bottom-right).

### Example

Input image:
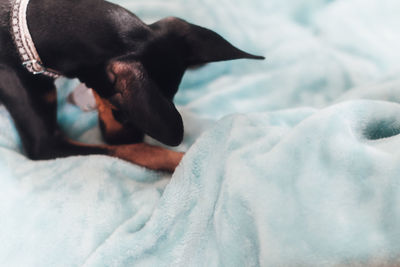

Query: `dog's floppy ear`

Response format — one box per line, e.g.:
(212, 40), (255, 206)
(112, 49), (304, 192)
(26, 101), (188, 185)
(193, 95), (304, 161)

(151, 17), (265, 66)
(107, 57), (183, 146)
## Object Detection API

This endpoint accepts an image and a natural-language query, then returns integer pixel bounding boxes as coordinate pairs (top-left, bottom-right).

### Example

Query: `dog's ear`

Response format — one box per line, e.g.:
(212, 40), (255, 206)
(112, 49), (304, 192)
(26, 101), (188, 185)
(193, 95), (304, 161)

(106, 57), (183, 146)
(150, 17), (265, 66)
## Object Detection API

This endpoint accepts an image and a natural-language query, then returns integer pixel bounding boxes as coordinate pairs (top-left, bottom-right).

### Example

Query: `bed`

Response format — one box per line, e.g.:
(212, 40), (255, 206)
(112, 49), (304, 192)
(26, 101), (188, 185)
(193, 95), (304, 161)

(1, 0), (400, 266)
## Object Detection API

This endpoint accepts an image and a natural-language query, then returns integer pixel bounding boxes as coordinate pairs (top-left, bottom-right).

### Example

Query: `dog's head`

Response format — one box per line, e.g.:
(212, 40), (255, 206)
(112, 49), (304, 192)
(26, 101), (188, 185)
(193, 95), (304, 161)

(95, 17), (264, 146)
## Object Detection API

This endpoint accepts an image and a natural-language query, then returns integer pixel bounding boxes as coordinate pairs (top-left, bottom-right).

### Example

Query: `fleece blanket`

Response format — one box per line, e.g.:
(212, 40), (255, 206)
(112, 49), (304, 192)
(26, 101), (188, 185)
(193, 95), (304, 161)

(2, 0), (400, 266)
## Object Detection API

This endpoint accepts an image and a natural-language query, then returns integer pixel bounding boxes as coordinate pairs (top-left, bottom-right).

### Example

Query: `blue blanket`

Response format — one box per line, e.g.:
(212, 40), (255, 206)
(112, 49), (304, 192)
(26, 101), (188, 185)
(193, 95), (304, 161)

(2, 0), (400, 266)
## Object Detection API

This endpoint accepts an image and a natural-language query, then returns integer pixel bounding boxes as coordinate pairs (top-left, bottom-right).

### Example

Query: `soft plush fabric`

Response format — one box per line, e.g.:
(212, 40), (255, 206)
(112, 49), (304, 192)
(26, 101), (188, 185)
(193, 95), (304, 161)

(1, 0), (400, 266)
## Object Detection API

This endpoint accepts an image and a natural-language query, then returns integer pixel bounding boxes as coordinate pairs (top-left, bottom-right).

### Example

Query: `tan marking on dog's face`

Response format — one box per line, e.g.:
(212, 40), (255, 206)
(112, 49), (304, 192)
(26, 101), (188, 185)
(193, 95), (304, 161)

(92, 90), (128, 142)
(107, 60), (147, 95)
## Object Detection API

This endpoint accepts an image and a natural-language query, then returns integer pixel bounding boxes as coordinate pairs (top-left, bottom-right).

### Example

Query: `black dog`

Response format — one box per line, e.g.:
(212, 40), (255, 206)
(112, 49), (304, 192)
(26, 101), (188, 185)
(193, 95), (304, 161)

(0, 0), (263, 172)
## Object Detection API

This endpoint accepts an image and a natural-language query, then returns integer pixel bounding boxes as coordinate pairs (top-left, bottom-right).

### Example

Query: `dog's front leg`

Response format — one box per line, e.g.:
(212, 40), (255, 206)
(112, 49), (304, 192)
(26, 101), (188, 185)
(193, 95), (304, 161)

(65, 140), (183, 172)
(110, 143), (184, 172)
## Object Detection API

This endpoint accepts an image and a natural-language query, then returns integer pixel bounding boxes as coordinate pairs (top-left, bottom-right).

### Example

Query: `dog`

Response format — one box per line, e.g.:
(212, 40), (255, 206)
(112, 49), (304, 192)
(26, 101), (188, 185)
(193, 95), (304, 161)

(0, 0), (264, 172)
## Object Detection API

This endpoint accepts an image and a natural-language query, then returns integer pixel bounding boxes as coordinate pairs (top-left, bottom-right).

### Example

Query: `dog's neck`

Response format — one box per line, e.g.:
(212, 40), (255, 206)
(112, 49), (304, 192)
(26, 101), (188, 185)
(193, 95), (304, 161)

(11, 0), (61, 78)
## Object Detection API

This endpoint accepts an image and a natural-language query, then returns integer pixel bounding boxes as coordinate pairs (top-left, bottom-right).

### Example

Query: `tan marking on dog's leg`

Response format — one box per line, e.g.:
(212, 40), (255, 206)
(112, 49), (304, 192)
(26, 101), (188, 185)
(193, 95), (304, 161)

(67, 139), (184, 172)
(111, 143), (184, 172)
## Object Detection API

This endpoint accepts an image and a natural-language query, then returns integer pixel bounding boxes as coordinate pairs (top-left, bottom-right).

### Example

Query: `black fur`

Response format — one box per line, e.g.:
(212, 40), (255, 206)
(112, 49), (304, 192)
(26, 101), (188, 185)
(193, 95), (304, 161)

(0, 0), (263, 160)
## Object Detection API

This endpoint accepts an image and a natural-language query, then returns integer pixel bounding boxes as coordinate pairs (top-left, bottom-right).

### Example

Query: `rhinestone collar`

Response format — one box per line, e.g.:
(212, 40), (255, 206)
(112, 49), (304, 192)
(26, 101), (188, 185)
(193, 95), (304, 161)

(10, 0), (61, 78)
